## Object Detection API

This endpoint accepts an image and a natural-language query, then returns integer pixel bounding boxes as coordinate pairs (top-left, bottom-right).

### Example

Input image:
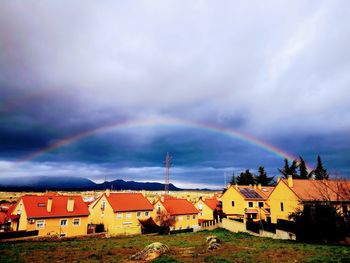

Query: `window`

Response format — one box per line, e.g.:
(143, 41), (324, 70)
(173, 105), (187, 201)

(258, 202), (264, 208)
(145, 211), (150, 217)
(73, 218), (80, 226)
(178, 216), (183, 221)
(60, 219), (67, 227)
(117, 213), (123, 219)
(231, 201), (235, 207)
(187, 215), (190, 220)
(198, 203), (203, 210)
(37, 203), (45, 207)
(36, 220), (45, 229)
(101, 200), (106, 210)
(126, 212), (132, 219)
(280, 202), (284, 212)
(193, 215), (196, 219)
(157, 204), (161, 212)
(248, 202), (253, 208)
(137, 211), (141, 218)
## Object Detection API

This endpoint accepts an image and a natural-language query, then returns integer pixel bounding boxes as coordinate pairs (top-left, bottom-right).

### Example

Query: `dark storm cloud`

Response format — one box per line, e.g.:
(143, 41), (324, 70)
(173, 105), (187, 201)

(0, 1), (349, 186)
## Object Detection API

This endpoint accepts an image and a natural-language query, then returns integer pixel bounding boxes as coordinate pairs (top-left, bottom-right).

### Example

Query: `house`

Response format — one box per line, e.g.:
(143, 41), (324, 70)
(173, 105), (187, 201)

(0, 203), (17, 231)
(153, 196), (199, 231)
(10, 194), (90, 237)
(269, 177), (350, 224)
(89, 191), (154, 235)
(221, 184), (274, 222)
(194, 196), (221, 224)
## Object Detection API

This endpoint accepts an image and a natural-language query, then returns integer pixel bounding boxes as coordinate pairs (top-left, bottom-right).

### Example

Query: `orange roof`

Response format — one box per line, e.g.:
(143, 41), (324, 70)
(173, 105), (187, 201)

(203, 198), (219, 210)
(281, 179), (350, 201)
(160, 196), (198, 215)
(17, 195), (89, 219)
(105, 193), (153, 212)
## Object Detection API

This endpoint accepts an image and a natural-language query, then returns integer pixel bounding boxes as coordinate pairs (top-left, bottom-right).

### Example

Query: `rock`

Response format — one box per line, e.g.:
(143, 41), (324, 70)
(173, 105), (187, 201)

(130, 242), (169, 262)
(206, 235), (221, 251)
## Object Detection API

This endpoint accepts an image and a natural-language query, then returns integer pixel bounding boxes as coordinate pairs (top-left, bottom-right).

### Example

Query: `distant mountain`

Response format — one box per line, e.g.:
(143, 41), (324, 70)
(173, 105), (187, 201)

(0, 176), (182, 191)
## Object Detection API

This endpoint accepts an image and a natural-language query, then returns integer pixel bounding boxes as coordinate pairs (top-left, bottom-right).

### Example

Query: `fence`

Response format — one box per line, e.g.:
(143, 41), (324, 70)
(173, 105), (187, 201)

(0, 230), (39, 240)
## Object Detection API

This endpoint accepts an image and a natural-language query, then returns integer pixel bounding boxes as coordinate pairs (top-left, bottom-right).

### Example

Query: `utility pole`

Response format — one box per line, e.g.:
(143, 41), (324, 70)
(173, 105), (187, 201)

(164, 152), (172, 195)
(224, 172), (227, 188)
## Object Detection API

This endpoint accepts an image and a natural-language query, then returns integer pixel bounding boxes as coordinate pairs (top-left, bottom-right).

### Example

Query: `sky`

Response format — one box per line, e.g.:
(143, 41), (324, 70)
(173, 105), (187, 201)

(0, 1), (349, 189)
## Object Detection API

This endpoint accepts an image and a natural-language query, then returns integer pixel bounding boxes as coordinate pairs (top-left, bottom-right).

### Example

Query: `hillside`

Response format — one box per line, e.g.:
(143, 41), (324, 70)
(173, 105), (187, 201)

(0, 229), (348, 262)
(0, 176), (181, 191)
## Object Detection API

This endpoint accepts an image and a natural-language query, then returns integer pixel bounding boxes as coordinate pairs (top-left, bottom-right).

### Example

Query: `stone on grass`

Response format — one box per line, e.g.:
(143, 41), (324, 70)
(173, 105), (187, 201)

(206, 235), (222, 250)
(130, 242), (169, 262)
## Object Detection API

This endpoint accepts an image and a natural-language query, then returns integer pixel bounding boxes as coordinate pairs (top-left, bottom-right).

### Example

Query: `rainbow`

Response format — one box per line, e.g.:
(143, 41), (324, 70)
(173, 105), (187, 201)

(17, 117), (305, 168)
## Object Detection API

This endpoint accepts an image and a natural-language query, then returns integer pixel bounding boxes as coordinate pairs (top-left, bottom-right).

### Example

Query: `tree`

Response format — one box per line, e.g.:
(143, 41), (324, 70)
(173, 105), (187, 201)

(155, 211), (176, 234)
(278, 158), (299, 178)
(298, 156), (312, 179)
(255, 166), (274, 186)
(229, 172), (236, 185)
(236, 169), (255, 185)
(289, 203), (348, 243)
(313, 155), (329, 180)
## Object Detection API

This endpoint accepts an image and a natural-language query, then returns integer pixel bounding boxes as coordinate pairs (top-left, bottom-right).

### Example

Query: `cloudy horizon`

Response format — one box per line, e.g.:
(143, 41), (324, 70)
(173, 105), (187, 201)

(0, 1), (349, 188)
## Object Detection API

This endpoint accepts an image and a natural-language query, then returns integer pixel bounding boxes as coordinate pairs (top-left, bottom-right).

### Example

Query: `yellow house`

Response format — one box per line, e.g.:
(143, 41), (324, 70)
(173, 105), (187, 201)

(11, 193), (89, 237)
(153, 196), (199, 231)
(89, 191), (153, 235)
(195, 196), (220, 224)
(222, 184), (274, 222)
(269, 177), (350, 223)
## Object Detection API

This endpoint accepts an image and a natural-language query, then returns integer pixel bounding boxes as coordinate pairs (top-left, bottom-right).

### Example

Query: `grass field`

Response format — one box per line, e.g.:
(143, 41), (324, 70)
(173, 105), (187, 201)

(1, 229), (349, 263)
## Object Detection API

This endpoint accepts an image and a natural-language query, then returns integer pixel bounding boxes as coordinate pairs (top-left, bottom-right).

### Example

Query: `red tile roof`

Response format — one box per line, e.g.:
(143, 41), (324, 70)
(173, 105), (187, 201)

(105, 193), (153, 212)
(203, 198), (219, 210)
(160, 196), (198, 215)
(281, 179), (350, 201)
(17, 195), (89, 219)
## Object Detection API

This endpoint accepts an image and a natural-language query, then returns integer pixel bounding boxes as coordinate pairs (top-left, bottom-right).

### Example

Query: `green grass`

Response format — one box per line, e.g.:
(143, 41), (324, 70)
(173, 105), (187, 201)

(0, 228), (349, 262)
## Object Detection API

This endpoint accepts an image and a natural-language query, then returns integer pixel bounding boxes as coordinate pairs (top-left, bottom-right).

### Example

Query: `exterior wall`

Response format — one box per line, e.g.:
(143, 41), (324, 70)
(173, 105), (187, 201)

(12, 199), (28, 231)
(89, 195), (152, 235)
(195, 200), (213, 221)
(171, 214), (198, 231)
(269, 181), (301, 223)
(25, 216), (88, 237)
(222, 186), (246, 218)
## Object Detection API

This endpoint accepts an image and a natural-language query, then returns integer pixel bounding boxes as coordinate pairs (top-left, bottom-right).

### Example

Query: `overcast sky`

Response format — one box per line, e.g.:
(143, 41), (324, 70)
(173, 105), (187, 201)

(0, 1), (349, 188)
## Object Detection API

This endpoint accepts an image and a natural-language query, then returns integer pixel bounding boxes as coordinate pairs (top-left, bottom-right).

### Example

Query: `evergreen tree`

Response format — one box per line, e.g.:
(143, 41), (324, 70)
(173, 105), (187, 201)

(278, 158), (291, 178)
(236, 169), (255, 185)
(313, 155), (329, 180)
(298, 156), (312, 179)
(278, 158), (299, 179)
(255, 166), (274, 186)
(229, 172), (236, 185)
(290, 160), (299, 178)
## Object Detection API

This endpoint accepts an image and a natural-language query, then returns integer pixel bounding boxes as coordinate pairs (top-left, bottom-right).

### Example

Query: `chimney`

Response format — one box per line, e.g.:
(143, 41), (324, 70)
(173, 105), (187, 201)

(47, 198), (52, 212)
(277, 177), (281, 183)
(253, 184), (257, 190)
(235, 184), (238, 190)
(287, 176), (293, 188)
(258, 184), (262, 190)
(105, 189), (110, 197)
(160, 196), (164, 202)
(67, 197), (74, 212)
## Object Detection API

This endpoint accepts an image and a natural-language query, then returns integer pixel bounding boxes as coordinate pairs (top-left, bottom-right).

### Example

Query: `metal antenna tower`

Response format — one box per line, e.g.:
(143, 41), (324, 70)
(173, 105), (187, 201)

(164, 152), (172, 195)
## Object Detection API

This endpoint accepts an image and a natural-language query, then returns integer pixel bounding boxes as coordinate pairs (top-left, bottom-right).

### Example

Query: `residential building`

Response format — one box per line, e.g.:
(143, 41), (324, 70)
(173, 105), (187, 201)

(195, 196), (221, 224)
(269, 177), (350, 223)
(89, 191), (153, 235)
(153, 196), (199, 231)
(10, 194), (90, 237)
(222, 184), (274, 222)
